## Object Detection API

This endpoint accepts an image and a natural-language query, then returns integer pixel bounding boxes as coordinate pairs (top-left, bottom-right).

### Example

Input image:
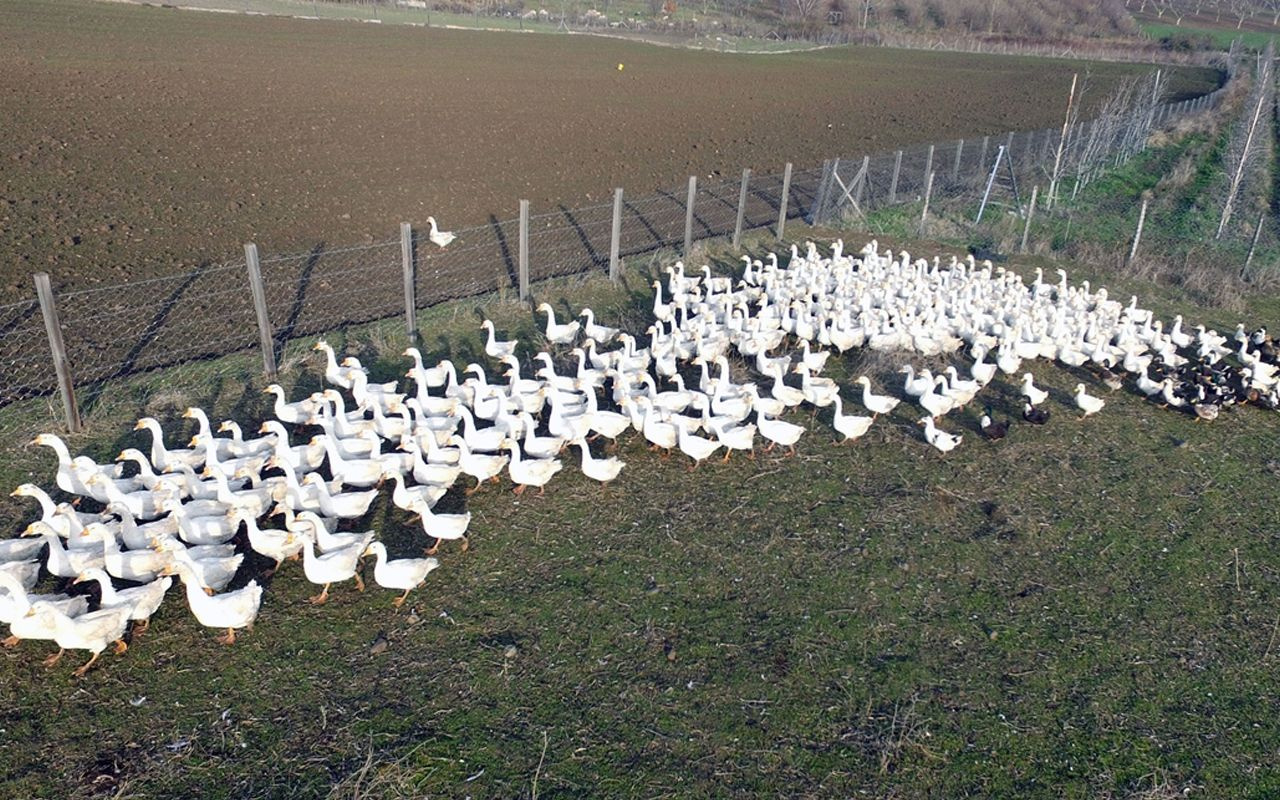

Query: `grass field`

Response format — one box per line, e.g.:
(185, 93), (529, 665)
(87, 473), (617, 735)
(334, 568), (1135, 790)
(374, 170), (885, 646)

(2, 225), (1279, 798)
(0, 0), (1220, 304)
(1140, 20), (1277, 50)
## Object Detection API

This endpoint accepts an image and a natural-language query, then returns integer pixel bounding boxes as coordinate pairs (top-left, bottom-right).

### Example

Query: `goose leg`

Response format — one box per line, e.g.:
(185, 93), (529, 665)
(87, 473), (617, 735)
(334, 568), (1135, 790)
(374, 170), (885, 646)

(309, 584), (331, 605)
(722, 450), (732, 463)
(393, 590), (410, 608)
(425, 539), (441, 556)
(513, 484), (526, 496)
(42, 648), (65, 668)
(354, 572), (366, 592)
(2, 635), (20, 648)
(460, 536), (470, 553)
(113, 639), (128, 655)
(72, 650), (102, 678)
(216, 627), (237, 645)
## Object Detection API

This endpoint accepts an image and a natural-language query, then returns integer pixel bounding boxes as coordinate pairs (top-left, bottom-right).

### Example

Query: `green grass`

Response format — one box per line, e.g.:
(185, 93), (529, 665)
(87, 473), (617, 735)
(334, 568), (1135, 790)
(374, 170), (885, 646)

(1140, 20), (1278, 50)
(2, 229), (1280, 797)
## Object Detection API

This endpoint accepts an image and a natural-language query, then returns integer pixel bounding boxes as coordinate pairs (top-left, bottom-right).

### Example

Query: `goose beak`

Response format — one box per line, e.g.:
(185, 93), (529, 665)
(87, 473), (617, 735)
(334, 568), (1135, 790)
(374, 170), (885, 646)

(133, 420), (147, 431)
(181, 408), (196, 418)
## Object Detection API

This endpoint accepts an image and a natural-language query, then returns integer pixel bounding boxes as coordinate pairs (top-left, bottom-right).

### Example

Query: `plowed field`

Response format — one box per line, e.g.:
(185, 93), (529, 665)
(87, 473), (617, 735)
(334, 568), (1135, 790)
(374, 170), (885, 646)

(0, 0), (1220, 302)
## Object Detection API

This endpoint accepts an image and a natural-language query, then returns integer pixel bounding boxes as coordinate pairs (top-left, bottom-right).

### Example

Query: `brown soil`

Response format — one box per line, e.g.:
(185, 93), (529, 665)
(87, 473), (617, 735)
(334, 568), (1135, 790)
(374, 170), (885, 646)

(0, 0), (1220, 303)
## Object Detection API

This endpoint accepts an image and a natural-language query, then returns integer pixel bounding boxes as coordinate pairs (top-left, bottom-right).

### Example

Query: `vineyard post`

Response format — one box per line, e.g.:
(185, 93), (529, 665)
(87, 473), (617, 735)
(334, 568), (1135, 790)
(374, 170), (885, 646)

(733, 168), (751, 249)
(609, 188), (623, 282)
(776, 162), (792, 238)
(518, 200), (530, 300)
(33, 272), (82, 433)
(400, 222), (416, 338)
(243, 243), (277, 382)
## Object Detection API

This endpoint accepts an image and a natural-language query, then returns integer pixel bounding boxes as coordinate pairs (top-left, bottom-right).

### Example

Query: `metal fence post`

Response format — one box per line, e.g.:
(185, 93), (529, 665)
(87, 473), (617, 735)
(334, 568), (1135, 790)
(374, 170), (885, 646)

(812, 159), (835, 224)
(1128, 197), (1148, 263)
(243, 243), (277, 382)
(609, 188), (623, 282)
(952, 139), (964, 181)
(776, 162), (792, 239)
(978, 136), (990, 175)
(684, 176), (697, 257)
(1020, 185), (1039, 253)
(518, 200), (530, 300)
(733, 168), (751, 250)
(32, 272), (81, 433)
(919, 171), (935, 236)
(1243, 210), (1266, 279)
(922, 145), (934, 193)
(889, 150), (902, 204)
(400, 222), (416, 338)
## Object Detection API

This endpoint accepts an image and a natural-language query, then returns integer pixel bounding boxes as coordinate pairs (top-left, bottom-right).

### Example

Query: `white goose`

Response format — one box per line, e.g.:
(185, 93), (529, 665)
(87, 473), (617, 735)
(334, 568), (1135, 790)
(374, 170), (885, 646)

(1020, 373), (1049, 406)
(831, 393), (874, 443)
(164, 559), (263, 644)
(1074, 383), (1106, 418)
(853, 376), (901, 417)
(538, 303), (581, 345)
(580, 308), (620, 343)
(46, 604), (131, 677)
(571, 438), (624, 484)
(919, 416), (962, 454)
(674, 417), (721, 469)
(504, 437), (563, 495)
(298, 530), (365, 605)
(427, 216), (456, 247)
(133, 417), (204, 472)
(364, 542), (439, 607)
(263, 384), (324, 426)
(756, 410), (804, 455)
(481, 320), (518, 360)
(452, 435), (509, 495)
(73, 568), (171, 635)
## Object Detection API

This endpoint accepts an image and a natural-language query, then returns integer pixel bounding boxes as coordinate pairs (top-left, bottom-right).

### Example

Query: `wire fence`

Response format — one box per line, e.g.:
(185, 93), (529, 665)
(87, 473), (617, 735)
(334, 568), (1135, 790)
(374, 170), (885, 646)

(0, 61), (1248, 489)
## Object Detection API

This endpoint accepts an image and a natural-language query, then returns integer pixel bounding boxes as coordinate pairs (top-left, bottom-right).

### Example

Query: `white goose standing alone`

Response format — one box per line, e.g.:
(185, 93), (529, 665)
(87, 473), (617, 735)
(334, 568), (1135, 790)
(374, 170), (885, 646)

(363, 542), (439, 608)
(427, 216), (456, 248)
(1074, 383), (1106, 419)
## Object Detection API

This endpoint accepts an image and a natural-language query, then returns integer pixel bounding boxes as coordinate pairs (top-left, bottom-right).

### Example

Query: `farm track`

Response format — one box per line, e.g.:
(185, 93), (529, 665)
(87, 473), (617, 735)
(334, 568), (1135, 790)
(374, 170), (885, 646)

(0, 0), (1220, 305)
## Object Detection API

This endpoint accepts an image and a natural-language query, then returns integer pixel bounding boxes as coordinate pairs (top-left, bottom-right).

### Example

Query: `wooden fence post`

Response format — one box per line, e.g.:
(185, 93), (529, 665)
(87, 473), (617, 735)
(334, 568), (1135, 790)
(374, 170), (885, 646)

(1128, 197), (1148, 263)
(1020, 185), (1039, 253)
(32, 272), (81, 433)
(609, 188), (623, 282)
(889, 150), (902, 204)
(732, 168), (751, 250)
(518, 200), (530, 300)
(919, 171), (935, 236)
(244, 243), (277, 382)
(400, 222), (416, 338)
(776, 162), (792, 239)
(855, 155), (870, 206)
(978, 136), (990, 175)
(684, 175), (697, 257)
(812, 159), (835, 224)
(952, 139), (964, 181)
(923, 145), (934, 192)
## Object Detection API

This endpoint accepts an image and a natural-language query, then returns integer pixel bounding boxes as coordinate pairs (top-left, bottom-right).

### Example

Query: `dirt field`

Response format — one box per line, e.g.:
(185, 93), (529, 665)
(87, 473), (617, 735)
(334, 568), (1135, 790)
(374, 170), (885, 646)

(0, 0), (1219, 303)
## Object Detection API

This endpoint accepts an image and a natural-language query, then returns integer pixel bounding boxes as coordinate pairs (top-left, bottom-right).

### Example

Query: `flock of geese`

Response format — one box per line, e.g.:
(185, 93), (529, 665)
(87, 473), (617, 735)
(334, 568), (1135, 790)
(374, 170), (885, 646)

(3, 238), (1277, 677)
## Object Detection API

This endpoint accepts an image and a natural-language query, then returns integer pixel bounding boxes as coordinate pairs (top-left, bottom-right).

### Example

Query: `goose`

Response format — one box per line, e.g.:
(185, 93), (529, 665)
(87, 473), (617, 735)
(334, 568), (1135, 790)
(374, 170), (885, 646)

(363, 542), (439, 608)
(163, 560), (262, 644)
(918, 378), (956, 419)
(297, 530), (365, 605)
(133, 417), (204, 472)
(97, 524), (166, 583)
(263, 384), (324, 426)
(1159, 378), (1186, 408)
(426, 215), (455, 247)
(31, 433), (132, 500)
(1135, 370), (1164, 396)
(73, 568), (171, 636)
(504, 437), (564, 495)
(517, 412), (567, 460)
(918, 416), (962, 454)
(1022, 402), (1051, 425)
(406, 415), (463, 465)
(1073, 383), (1105, 419)
(115, 448), (189, 498)
(571, 438), (625, 483)
(674, 417), (721, 469)
(742, 384), (787, 418)
(0, 560), (40, 592)
(1020, 373), (1049, 406)
(756, 410), (803, 455)
(796, 365), (839, 408)
(195, 433), (267, 482)
(10, 483), (105, 529)
(300, 473), (379, 519)
(970, 348), (998, 386)
(581, 390), (630, 440)
(86, 472), (170, 521)
(257, 420), (326, 474)
(23, 522), (106, 578)
(235, 510), (302, 573)
(481, 320), (518, 360)
(831, 393), (874, 443)
(399, 436), (464, 486)
(979, 406), (1009, 440)
(293, 511), (375, 555)
(182, 407), (240, 459)
(767, 364), (806, 409)
(705, 415), (756, 461)
(155, 545), (243, 593)
(0, 571), (88, 633)
(318, 389), (378, 438)
(451, 435), (510, 495)
(386, 470), (448, 515)
(854, 377), (901, 416)
(580, 309), (620, 343)
(316, 435), (386, 490)
(346, 368), (406, 416)
(45, 604), (131, 678)
(313, 339), (361, 389)
(162, 497), (240, 546)
(943, 367), (981, 407)
(412, 501), (473, 556)
(0, 534), (45, 565)
(901, 366), (934, 398)
(537, 303), (581, 345)
(629, 397), (678, 452)
(215, 420), (277, 459)
(404, 350), (452, 394)
(797, 339), (829, 373)
(456, 404), (506, 453)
